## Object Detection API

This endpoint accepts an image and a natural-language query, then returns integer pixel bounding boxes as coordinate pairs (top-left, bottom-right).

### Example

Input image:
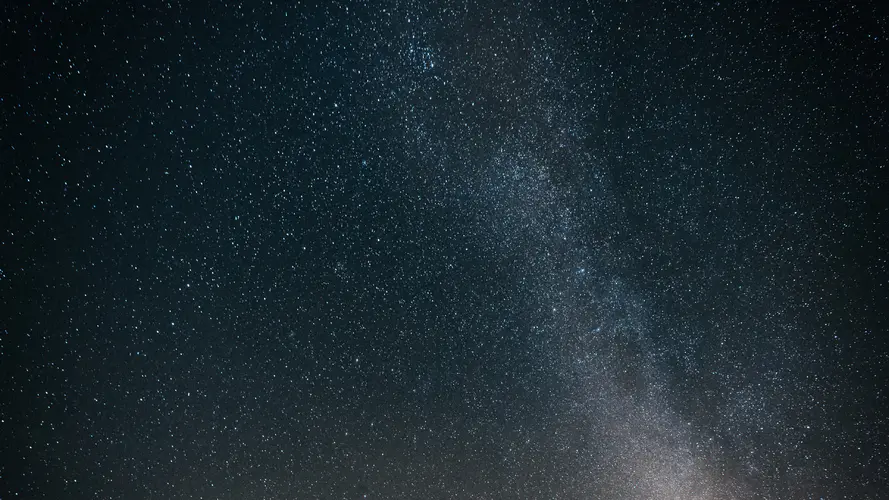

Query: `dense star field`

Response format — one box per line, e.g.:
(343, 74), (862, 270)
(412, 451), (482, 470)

(2, 1), (888, 498)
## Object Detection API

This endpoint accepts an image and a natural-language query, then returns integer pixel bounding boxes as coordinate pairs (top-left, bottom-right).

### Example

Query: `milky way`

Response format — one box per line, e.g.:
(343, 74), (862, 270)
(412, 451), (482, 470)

(3, 1), (887, 498)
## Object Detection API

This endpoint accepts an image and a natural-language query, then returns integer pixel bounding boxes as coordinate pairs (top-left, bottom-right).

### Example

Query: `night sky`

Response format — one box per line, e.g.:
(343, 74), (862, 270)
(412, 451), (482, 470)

(2, 1), (888, 498)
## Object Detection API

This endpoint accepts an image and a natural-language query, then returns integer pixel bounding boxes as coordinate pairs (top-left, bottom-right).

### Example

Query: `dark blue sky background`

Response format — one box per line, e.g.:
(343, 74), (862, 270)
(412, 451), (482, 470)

(2, 1), (887, 498)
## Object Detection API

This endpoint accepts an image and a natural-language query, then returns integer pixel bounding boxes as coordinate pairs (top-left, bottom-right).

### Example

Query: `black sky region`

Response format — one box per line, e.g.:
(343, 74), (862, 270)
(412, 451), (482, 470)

(2, 1), (888, 498)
